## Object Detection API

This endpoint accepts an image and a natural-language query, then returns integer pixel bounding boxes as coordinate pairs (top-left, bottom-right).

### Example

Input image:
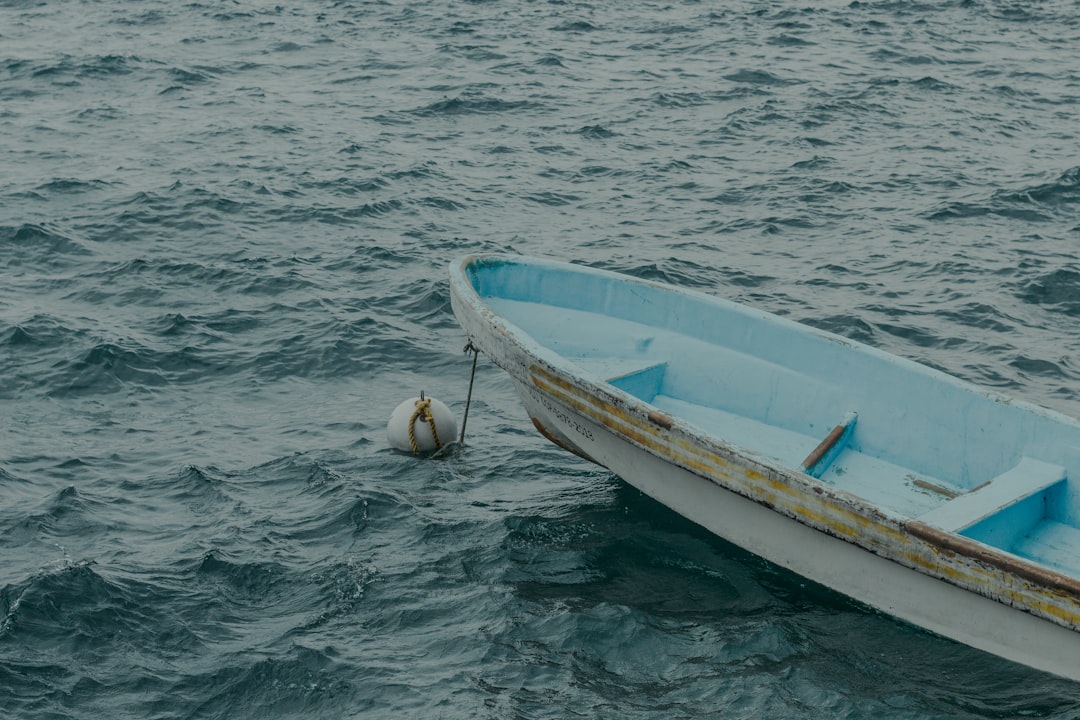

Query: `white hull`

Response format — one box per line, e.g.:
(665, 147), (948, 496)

(517, 379), (1080, 681)
(450, 254), (1080, 682)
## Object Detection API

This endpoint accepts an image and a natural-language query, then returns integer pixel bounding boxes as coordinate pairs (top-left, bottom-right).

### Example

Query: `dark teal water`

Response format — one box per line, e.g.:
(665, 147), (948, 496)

(3, 1), (1080, 717)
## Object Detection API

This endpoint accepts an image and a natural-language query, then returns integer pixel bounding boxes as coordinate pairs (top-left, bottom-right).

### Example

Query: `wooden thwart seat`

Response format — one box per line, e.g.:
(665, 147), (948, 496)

(801, 412), (858, 479)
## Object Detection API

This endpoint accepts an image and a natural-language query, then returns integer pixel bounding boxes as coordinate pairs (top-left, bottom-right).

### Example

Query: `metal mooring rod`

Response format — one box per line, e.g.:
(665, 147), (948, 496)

(459, 340), (480, 445)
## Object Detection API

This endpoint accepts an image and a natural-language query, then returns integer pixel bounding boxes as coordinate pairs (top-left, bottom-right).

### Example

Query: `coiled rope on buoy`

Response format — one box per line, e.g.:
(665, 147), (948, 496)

(387, 392), (456, 454)
(386, 344), (477, 455)
(408, 393), (442, 454)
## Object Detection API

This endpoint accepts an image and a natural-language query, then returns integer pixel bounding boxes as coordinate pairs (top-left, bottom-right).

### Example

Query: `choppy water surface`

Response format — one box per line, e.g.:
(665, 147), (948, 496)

(3, 0), (1080, 717)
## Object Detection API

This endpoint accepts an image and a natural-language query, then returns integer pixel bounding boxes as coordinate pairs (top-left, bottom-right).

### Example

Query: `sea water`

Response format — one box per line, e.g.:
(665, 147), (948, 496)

(2, 1), (1080, 717)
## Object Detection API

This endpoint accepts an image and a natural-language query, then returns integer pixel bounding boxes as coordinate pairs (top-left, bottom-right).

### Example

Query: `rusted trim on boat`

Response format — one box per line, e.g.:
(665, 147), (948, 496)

(647, 410), (673, 429)
(531, 416), (597, 463)
(912, 478), (961, 499)
(907, 520), (1080, 599)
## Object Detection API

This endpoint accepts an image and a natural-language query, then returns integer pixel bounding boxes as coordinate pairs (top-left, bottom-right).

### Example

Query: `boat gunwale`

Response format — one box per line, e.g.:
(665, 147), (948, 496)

(448, 253), (1080, 632)
(454, 253), (1080, 433)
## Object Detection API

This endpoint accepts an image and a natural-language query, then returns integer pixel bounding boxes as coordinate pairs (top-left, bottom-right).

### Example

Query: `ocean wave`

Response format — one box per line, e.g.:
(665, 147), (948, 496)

(305, 557), (378, 617)
(45, 340), (217, 397)
(33, 178), (112, 195)
(1, 313), (79, 351)
(551, 20), (600, 33)
(0, 224), (91, 266)
(21, 53), (143, 83)
(803, 314), (878, 345)
(933, 301), (1018, 333)
(1019, 267), (1080, 316)
(611, 257), (721, 290)
(0, 561), (204, 662)
(724, 68), (801, 86)
(437, 43), (508, 62)
(0, 482), (100, 550)
(410, 93), (545, 118)
(91, 303), (459, 384)
(195, 550), (297, 606)
(768, 33), (816, 47)
(577, 124), (618, 139)
(927, 167), (1080, 223)
(383, 275), (457, 325)
(117, 465), (234, 514)
(1002, 166), (1080, 210)
(160, 645), (354, 718)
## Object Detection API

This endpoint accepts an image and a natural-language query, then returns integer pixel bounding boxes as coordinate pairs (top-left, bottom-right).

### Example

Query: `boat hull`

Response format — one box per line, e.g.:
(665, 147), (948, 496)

(515, 376), (1080, 680)
(449, 253), (1080, 681)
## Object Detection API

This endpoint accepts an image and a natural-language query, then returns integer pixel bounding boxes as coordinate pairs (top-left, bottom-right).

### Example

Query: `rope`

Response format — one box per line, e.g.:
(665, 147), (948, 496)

(407, 393), (442, 454)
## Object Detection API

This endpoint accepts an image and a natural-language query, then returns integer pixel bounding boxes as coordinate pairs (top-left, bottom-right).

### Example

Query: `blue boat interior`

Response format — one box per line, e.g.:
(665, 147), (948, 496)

(467, 257), (1080, 577)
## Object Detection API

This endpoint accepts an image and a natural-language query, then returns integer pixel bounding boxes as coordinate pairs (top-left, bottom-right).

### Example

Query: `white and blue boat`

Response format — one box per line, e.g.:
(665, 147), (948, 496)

(449, 254), (1080, 681)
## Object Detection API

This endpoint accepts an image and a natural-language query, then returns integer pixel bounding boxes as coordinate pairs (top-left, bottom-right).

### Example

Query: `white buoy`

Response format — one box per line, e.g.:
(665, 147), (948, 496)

(387, 393), (458, 454)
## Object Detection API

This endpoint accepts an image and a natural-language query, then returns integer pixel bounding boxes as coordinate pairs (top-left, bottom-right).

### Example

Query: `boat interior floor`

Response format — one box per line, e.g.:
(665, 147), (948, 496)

(551, 350), (957, 519)
(648, 393), (958, 519)
(490, 304), (918, 513)
(596, 359), (1080, 577)
(486, 296), (1080, 577)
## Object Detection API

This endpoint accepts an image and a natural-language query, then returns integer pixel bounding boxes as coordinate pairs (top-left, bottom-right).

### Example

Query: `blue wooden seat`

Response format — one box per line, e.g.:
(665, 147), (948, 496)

(917, 458), (1067, 545)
